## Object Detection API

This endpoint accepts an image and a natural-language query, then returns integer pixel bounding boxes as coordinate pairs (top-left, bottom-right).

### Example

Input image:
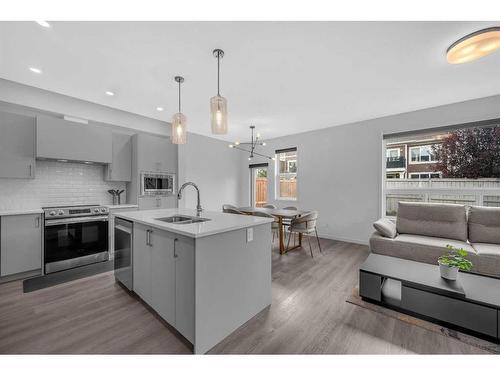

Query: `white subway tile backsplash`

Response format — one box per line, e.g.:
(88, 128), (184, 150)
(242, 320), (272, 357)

(0, 161), (126, 210)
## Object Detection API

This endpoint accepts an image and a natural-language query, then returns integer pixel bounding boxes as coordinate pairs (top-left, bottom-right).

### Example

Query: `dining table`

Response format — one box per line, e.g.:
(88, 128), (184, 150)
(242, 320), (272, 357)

(238, 206), (308, 254)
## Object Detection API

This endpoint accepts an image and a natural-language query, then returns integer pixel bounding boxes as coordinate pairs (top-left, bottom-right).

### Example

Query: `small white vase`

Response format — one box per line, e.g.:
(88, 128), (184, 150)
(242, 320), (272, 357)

(439, 262), (459, 280)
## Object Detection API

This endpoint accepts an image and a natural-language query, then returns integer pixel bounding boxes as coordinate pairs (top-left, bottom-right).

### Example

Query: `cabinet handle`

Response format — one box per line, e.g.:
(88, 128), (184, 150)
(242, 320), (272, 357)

(146, 230), (151, 247)
(149, 230), (153, 247)
(35, 216), (40, 228)
(174, 238), (178, 258)
(29, 164), (32, 177)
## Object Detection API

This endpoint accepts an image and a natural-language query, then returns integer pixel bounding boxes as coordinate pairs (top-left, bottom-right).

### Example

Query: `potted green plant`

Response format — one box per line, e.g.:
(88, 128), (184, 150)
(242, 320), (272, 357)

(438, 245), (473, 280)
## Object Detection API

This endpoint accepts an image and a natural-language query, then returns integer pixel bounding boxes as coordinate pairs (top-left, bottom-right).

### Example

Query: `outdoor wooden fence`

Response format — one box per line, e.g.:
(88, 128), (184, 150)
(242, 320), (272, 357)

(255, 178), (297, 206)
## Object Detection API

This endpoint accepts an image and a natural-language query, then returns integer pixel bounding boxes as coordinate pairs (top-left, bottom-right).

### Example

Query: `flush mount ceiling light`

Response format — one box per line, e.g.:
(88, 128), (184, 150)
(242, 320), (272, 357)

(229, 126), (275, 161)
(447, 27), (500, 64)
(29, 67), (42, 74)
(35, 21), (51, 28)
(105, 91), (115, 96)
(171, 76), (187, 145)
(210, 49), (228, 134)
(156, 107), (164, 112)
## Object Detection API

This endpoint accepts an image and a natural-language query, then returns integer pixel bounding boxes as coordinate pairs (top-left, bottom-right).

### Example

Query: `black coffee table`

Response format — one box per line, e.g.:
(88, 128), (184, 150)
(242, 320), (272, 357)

(359, 254), (500, 342)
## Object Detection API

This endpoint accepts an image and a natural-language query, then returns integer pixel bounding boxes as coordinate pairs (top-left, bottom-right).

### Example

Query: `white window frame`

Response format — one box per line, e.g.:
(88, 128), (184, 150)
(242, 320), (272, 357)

(386, 148), (401, 158)
(275, 149), (297, 201)
(409, 145), (437, 164)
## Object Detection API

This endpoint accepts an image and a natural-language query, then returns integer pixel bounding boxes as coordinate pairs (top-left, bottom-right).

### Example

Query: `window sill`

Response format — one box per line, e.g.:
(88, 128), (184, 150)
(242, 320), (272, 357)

(276, 197), (297, 201)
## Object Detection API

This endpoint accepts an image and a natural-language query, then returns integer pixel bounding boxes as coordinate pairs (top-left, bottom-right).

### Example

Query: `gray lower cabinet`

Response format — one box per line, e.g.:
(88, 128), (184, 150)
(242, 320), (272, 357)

(105, 133), (132, 182)
(0, 214), (42, 277)
(0, 111), (36, 179)
(133, 224), (153, 306)
(133, 223), (195, 341)
(174, 237), (195, 343)
(150, 229), (176, 325)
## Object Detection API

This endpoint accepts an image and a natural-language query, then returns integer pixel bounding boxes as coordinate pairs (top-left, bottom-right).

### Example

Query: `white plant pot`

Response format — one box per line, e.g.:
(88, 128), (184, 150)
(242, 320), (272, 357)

(439, 262), (459, 280)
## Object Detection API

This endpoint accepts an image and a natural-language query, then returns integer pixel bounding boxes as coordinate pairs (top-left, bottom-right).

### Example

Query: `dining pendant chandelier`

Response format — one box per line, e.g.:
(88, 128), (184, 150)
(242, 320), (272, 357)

(171, 76), (187, 144)
(210, 49), (228, 134)
(229, 126), (275, 161)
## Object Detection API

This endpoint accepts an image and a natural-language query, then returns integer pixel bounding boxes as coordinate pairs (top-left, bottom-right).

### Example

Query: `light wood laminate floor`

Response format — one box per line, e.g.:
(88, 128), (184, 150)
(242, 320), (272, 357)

(0, 237), (488, 354)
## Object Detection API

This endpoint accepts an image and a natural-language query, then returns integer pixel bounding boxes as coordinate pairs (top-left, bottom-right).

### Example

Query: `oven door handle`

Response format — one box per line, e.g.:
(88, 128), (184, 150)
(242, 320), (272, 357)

(45, 215), (109, 226)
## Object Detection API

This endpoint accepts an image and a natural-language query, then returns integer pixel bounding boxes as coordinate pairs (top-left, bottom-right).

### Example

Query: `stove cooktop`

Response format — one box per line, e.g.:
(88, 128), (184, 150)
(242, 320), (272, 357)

(43, 204), (108, 219)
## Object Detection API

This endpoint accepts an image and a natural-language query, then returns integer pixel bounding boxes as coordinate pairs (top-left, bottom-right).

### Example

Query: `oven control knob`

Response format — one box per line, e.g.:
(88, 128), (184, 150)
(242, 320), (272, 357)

(57, 210), (64, 216)
(93, 208), (100, 213)
(100, 208), (107, 213)
(49, 210), (56, 216)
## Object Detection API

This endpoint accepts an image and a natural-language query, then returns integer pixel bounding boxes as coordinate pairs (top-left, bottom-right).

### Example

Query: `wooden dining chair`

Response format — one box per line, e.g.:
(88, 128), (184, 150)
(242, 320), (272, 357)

(252, 211), (280, 243)
(286, 210), (322, 257)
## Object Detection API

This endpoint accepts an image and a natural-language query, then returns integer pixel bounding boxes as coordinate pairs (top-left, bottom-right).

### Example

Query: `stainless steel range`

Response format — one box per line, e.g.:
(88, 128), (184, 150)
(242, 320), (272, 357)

(43, 204), (109, 274)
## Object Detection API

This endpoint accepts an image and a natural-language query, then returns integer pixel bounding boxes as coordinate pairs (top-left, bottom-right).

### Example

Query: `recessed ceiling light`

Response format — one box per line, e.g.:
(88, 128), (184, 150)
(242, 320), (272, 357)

(156, 107), (164, 112)
(35, 21), (51, 28)
(447, 27), (500, 64)
(105, 91), (115, 96)
(29, 67), (42, 74)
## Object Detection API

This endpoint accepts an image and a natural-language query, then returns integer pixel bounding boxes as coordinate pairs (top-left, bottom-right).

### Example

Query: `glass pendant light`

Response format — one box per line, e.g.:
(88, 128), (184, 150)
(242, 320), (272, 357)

(171, 76), (187, 144)
(210, 49), (228, 134)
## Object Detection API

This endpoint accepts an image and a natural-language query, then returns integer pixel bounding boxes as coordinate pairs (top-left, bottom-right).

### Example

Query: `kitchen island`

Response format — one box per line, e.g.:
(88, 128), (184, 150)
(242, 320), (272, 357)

(113, 208), (274, 354)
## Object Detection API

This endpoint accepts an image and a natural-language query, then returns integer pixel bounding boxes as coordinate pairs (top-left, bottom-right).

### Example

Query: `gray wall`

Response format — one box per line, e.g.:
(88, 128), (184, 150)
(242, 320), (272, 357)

(240, 94), (500, 244)
(178, 133), (245, 212)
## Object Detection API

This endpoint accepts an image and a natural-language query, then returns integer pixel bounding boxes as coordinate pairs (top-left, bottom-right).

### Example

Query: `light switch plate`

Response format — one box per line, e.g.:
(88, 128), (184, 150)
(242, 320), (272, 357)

(247, 228), (253, 242)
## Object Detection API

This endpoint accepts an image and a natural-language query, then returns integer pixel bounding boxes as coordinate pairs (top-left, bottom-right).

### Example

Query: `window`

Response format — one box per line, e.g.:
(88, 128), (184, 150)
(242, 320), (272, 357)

(275, 147), (297, 200)
(249, 163), (268, 208)
(409, 172), (441, 179)
(409, 145), (437, 163)
(386, 148), (400, 158)
(383, 121), (500, 217)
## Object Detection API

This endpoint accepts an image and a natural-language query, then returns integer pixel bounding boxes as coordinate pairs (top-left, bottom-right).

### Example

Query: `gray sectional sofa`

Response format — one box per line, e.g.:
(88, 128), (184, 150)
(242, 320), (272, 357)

(369, 202), (500, 278)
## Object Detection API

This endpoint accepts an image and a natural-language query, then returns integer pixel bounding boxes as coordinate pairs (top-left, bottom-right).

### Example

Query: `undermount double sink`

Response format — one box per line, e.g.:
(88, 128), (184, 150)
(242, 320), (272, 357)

(155, 215), (211, 225)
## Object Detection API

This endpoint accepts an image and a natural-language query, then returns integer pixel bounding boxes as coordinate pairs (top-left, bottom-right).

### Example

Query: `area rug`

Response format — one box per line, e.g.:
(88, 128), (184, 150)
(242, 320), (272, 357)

(346, 287), (500, 354)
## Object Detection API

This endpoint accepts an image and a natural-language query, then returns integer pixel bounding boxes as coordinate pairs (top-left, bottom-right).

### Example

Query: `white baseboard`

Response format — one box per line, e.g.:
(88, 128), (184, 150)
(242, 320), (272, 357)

(316, 232), (369, 246)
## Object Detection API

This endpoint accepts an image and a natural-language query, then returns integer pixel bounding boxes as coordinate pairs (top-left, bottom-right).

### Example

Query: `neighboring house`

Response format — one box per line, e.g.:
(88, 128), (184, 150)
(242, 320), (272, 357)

(386, 136), (444, 179)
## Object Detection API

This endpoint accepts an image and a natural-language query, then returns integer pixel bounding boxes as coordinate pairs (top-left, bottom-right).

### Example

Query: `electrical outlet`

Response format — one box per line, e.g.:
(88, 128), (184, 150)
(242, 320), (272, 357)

(247, 228), (253, 242)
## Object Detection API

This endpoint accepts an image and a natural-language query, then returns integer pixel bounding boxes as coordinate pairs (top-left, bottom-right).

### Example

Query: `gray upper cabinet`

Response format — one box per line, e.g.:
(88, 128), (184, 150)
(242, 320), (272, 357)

(36, 115), (112, 163)
(0, 111), (36, 179)
(105, 133), (132, 182)
(1, 214), (42, 277)
(135, 133), (177, 172)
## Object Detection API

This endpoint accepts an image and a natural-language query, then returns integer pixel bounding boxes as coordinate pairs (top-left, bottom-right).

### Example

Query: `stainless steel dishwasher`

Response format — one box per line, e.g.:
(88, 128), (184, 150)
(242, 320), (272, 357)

(114, 217), (133, 290)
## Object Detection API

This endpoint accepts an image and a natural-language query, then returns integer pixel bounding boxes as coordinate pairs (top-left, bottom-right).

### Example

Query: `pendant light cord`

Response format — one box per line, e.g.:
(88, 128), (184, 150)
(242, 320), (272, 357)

(217, 53), (220, 96)
(178, 79), (181, 113)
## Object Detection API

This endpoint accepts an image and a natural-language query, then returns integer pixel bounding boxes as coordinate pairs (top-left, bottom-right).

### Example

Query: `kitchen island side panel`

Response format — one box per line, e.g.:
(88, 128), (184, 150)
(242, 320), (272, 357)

(194, 223), (272, 354)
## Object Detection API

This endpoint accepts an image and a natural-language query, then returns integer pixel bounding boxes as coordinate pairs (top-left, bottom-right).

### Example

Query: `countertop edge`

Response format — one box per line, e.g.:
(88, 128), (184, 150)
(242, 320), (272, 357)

(0, 209), (44, 216)
(113, 212), (274, 238)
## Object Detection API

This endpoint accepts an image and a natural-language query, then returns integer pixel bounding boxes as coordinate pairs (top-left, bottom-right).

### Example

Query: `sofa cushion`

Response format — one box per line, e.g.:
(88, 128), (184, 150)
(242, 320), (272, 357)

(468, 206), (500, 245)
(373, 218), (397, 238)
(370, 232), (500, 278)
(471, 242), (500, 257)
(396, 202), (467, 242)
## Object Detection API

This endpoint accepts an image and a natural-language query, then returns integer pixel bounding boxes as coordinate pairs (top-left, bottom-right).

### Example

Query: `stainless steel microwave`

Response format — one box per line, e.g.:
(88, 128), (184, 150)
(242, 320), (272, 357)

(140, 172), (175, 196)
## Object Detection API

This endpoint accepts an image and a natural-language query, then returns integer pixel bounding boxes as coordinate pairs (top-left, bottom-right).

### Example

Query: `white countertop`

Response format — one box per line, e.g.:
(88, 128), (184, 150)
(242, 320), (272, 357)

(0, 208), (44, 216)
(104, 204), (139, 210)
(114, 208), (274, 238)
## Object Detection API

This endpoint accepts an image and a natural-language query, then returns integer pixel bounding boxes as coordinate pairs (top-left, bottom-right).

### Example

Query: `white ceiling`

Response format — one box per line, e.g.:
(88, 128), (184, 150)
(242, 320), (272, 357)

(1, 21), (500, 141)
